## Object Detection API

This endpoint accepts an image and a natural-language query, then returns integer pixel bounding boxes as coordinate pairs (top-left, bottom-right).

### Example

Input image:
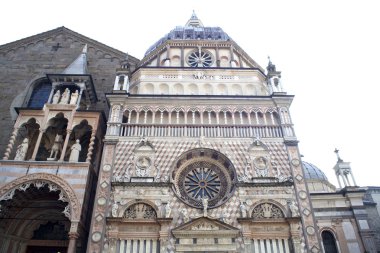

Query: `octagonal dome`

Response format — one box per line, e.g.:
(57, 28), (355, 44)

(302, 161), (336, 193)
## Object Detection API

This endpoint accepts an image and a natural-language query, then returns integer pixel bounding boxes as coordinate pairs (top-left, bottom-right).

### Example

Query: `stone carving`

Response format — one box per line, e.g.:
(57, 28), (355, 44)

(165, 202), (171, 218)
(52, 90), (61, 104)
(111, 201), (119, 217)
(254, 157), (269, 177)
(48, 134), (63, 160)
(59, 88), (70, 104)
(240, 201), (248, 218)
(191, 222), (218, 230)
(69, 139), (81, 162)
(136, 156), (151, 177)
(123, 203), (157, 219)
(138, 135), (148, 145)
(202, 197), (208, 217)
(14, 137), (29, 161)
(288, 200), (300, 217)
(252, 203), (284, 219)
(70, 90), (79, 105)
(0, 173), (81, 220)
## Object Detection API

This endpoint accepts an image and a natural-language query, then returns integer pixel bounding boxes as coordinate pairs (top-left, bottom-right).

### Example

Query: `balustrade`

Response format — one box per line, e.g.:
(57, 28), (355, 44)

(114, 123), (284, 138)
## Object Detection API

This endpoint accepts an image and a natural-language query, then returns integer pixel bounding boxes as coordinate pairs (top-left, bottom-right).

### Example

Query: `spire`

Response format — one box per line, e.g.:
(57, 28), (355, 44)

(185, 11), (204, 27)
(62, 44), (88, 75)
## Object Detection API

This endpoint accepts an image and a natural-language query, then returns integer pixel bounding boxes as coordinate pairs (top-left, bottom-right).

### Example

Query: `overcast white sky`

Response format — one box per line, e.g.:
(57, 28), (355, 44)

(1, 0), (380, 187)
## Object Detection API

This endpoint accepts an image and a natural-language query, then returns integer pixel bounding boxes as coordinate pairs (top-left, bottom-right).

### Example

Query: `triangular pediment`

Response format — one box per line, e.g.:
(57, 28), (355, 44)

(172, 217), (239, 237)
(0, 26), (139, 64)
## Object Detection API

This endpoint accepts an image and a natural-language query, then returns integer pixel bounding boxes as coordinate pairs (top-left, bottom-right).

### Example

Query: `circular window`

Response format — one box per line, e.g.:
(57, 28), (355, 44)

(187, 50), (213, 67)
(172, 149), (236, 209)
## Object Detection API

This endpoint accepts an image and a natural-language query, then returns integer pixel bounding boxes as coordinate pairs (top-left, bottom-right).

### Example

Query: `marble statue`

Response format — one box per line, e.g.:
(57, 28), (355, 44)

(49, 134), (63, 160)
(289, 200), (300, 217)
(111, 201), (119, 217)
(59, 88), (70, 104)
(70, 90), (79, 105)
(202, 196), (208, 217)
(14, 138), (29, 161)
(69, 139), (81, 162)
(240, 201), (248, 218)
(52, 90), (61, 104)
(181, 209), (190, 223)
(165, 203), (171, 218)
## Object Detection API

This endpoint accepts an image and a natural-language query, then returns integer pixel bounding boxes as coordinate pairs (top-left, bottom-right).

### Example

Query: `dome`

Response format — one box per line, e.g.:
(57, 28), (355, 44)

(302, 161), (328, 181)
(144, 12), (231, 56)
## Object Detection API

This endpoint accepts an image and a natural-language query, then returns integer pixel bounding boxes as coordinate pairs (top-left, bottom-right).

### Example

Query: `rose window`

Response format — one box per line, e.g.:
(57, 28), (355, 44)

(185, 166), (221, 199)
(187, 50), (213, 67)
(172, 148), (236, 209)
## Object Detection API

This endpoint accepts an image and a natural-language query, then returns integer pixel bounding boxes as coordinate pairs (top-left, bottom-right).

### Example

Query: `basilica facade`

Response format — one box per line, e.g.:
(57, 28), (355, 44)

(0, 13), (378, 253)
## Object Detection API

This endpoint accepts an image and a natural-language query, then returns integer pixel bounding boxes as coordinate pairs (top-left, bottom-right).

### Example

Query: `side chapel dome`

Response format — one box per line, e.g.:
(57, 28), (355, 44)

(302, 161), (336, 193)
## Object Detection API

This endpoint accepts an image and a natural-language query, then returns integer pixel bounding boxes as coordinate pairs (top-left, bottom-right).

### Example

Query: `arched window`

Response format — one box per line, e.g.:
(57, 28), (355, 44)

(322, 231), (338, 253)
(27, 79), (52, 108)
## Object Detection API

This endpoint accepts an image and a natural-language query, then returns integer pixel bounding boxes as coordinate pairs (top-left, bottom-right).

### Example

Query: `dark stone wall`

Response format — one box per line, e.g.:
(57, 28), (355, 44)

(0, 28), (139, 156)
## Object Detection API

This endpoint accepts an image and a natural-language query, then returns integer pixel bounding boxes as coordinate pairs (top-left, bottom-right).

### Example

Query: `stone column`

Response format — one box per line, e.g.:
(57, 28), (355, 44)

(31, 129), (45, 160)
(59, 129), (72, 161)
(86, 130), (96, 163)
(3, 127), (18, 160)
(67, 232), (79, 253)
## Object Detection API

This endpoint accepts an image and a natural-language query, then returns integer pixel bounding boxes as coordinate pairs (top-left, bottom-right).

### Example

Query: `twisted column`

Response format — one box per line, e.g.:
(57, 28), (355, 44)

(3, 127), (19, 160)
(86, 130), (96, 163)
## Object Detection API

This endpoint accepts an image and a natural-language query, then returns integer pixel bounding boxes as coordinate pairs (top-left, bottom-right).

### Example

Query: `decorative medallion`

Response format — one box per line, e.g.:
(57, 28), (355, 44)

(303, 208), (311, 216)
(299, 191), (307, 200)
(136, 156), (152, 177)
(295, 174), (303, 182)
(92, 232), (102, 242)
(172, 148), (236, 209)
(187, 50), (213, 67)
(103, 164), (111, 172)
(291, 158), (300, 167)
(97, 197), (107, 206)
(306, 226), (316, 235)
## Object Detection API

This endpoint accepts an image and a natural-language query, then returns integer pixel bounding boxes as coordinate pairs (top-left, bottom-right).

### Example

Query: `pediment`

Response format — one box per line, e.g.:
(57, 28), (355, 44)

(0, 26), (139, 64)
(172, 217), (239, 238)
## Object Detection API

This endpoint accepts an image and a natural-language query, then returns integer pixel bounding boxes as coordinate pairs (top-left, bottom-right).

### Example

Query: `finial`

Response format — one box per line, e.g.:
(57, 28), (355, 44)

(185, 11), (204, 27)
(267, 56), (276, 72)
(334, 148), (343, 162)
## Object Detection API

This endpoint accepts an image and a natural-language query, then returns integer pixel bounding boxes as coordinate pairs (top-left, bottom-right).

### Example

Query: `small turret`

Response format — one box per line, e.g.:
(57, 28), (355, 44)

(333, 148), (357, 188)
(113, 54), (130, 92)
(266, 57), (284, 94)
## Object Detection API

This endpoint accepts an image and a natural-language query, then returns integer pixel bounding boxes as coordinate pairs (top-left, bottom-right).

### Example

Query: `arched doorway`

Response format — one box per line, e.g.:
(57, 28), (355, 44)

(322, 230), (338, 253)
(0, 174), (81, 253)
(0, 184), (69, 253)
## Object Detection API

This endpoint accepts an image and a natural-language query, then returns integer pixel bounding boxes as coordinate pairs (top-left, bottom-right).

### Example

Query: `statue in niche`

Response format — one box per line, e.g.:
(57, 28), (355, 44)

(59, 88), (70, 104)
(111, 201), (119, 217)
(202, 197), (208, 217)
(70, 90), (79, 105)
(14, 137), (29, 161)
(48, 134), (63, 160)
(69, 139), (81, 162)
(288, 200), (300, 217)
(240, 201), (248, 218)
(165, 202), (171, 218)
(52, 90), (61, 104)
(181, 209), (190, 223)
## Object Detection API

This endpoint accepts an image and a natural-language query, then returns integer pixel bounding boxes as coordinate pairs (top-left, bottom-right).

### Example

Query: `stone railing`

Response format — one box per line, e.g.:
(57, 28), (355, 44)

(107, 123), (284, 138)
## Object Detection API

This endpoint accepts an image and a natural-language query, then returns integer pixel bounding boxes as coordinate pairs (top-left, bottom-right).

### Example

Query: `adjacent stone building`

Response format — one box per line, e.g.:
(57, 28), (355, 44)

(0, 13), (379, 253)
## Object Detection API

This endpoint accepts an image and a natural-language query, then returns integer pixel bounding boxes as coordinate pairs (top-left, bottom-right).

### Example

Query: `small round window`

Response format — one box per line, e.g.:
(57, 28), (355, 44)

(187, 50), (213, 67)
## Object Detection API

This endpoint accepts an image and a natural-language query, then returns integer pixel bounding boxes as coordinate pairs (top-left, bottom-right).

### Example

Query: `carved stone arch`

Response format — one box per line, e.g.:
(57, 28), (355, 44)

(122, 200), (158, 219)
(0, 173), (81, 222)
(173, 107), (185, 112)
(250, 199), (286, 219)
(157, 107), (167, 113)
(188, 107), (200, 113)
(17, 116), (42, 128)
